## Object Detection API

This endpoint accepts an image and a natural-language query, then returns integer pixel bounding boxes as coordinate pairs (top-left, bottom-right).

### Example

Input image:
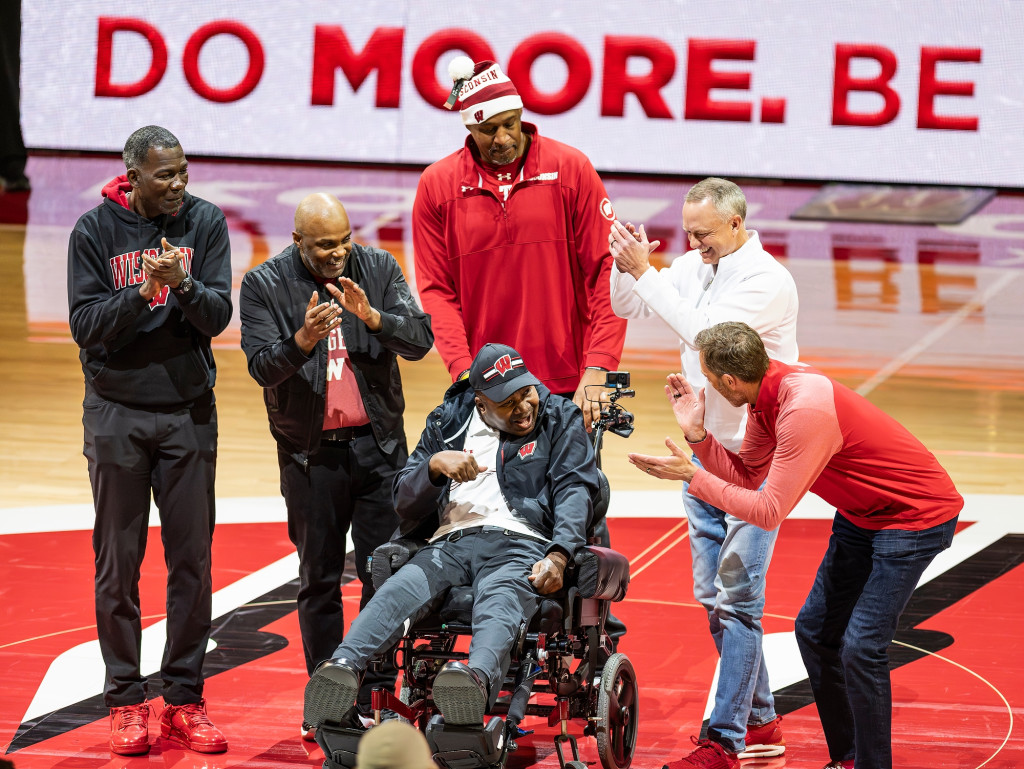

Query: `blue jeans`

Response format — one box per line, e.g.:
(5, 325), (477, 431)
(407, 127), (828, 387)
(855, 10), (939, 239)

(794, 513), (957, 769)
(685, 455), (779, 754)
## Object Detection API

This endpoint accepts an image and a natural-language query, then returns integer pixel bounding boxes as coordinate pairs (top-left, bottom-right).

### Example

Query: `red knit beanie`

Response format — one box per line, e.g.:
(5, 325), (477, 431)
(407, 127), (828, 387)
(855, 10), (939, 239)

(445, 57), (523, 125)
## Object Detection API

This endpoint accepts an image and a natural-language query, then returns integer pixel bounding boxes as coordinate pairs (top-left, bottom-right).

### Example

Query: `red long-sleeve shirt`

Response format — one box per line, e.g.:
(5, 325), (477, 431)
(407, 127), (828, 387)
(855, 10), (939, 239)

(412, 123), (626, 392)
(689, 360), (963, 531)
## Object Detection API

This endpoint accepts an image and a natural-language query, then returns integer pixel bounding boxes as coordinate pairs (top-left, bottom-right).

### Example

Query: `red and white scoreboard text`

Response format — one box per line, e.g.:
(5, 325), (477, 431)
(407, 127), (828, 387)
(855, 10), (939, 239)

(21, 1), (1021, 187)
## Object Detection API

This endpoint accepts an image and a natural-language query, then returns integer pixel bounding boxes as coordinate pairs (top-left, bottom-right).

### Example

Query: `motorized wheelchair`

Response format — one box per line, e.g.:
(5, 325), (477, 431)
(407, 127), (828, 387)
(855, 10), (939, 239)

(316, 373), (639, 769)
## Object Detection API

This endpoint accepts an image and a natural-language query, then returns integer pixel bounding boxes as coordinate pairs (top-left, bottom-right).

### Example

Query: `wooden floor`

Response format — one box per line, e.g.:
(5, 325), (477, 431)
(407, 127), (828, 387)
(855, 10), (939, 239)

(1, 157), (1023, 768)
(2, 184), (1024, 506)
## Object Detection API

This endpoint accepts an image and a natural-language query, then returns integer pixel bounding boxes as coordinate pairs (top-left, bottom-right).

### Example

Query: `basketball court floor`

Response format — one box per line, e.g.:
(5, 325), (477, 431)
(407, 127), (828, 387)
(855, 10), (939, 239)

(1, 154), (1022, 768)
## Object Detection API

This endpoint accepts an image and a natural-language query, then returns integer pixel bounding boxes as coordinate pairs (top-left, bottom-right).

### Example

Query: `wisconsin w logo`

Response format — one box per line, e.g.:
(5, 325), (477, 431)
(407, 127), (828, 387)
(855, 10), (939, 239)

(484, 354), (524, 381)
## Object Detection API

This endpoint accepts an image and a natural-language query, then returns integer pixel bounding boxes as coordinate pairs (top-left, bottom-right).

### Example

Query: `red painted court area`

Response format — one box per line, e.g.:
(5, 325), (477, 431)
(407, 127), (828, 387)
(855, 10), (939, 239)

(2, 515), (1021, 769)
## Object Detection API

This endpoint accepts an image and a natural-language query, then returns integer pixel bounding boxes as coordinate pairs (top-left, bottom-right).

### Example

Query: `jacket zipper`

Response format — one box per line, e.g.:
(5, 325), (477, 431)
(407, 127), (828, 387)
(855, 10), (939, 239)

(303, 340), (325, 472)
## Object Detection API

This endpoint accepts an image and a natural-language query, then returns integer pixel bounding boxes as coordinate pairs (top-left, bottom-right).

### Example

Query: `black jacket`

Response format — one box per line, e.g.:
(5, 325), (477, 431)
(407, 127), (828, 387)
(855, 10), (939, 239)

(67, 180), (233, 408)
(394, 382), (599, 557)
(239, 242), (433, 462)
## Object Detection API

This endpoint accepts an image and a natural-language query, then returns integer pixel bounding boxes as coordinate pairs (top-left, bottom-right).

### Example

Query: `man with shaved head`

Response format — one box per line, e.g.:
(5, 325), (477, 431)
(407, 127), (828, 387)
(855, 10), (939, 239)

(240, 194), (433, 736)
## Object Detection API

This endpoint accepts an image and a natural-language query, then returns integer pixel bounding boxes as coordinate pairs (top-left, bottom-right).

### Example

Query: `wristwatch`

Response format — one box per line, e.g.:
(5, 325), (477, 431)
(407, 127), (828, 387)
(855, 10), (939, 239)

(171, 274), (194, 296)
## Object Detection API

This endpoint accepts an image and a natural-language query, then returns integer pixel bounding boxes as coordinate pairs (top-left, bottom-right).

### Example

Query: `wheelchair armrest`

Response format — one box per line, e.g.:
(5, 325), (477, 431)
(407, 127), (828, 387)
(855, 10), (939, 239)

(369, 537), (426, 591)
(573, 546), (630, 601)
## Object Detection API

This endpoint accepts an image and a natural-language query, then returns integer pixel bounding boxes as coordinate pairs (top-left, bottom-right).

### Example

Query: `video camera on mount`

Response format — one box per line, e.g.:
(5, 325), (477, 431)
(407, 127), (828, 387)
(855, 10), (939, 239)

(588, 370), (635, 440)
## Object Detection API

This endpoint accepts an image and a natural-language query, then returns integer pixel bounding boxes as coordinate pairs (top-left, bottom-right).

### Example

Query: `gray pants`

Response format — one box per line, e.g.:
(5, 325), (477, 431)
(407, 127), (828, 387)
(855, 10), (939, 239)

(333, 529), (547, 691)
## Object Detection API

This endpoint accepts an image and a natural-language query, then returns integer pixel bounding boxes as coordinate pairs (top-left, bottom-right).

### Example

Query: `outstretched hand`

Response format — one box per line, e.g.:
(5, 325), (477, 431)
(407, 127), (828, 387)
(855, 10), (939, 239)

(627, 437), (698, 482)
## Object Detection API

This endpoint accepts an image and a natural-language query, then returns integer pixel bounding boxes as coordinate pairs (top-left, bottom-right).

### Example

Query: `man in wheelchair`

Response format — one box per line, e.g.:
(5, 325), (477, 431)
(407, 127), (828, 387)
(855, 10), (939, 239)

(304, 342), (601, 734)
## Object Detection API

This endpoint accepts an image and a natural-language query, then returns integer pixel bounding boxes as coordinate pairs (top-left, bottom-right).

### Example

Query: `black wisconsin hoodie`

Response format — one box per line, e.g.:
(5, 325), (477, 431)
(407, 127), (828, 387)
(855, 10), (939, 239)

(67, 176), (233, 408)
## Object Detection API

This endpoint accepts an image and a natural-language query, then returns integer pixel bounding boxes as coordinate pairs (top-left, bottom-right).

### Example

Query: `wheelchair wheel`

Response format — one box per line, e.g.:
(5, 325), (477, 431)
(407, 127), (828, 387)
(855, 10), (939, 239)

(595, 652), (638, 769)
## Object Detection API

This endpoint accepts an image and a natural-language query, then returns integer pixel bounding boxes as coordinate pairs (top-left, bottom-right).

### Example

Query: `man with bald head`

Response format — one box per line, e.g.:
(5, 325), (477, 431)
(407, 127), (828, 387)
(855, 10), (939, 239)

(240, 193), (433, 735)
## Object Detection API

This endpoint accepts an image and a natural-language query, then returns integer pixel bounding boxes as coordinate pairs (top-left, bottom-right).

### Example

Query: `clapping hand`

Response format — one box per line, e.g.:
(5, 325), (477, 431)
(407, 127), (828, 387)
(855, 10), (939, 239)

(295, 290), (342, 354)
(626, 373), (706, 483)
(139, 237), (188, 300)
(609, 219), (661, 280)
(325, 280), (382, 332)
(665, 372), (707, 442)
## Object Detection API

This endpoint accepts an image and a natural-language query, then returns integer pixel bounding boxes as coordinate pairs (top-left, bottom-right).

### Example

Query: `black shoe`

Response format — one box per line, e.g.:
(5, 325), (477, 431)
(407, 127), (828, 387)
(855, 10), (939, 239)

(0, 174), (30, 193)
(432, 661), (488, 725)
(304, 658), (362, 728)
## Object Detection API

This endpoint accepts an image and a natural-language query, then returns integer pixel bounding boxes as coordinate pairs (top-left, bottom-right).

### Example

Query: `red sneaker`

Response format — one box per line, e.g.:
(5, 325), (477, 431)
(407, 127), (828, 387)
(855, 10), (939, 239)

(738, 715), (786, 758)
(663, 737), (739, 769)
(109, 702), (150, 755)
(158, 698), (228, 753)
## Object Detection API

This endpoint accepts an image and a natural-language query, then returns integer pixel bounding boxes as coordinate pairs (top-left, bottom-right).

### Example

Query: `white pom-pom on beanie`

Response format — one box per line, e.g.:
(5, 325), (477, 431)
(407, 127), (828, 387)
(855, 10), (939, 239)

(446, 59), (523, 125)
(448, 55), (476, 83)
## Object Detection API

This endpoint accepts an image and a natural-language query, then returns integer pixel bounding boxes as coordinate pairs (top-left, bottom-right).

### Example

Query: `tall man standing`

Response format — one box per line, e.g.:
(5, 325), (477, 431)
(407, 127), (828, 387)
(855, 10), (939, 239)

(68, 126), (231, 756)
(609, 178), (799, 768)
(239, 193), (433, 735)
(412, 56), (626, 430)
(631, 322), (962, 769)
(412, 56), (628, 641)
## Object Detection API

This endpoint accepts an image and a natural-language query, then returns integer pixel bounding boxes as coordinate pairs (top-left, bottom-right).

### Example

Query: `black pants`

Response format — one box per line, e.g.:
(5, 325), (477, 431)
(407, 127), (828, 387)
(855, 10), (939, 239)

(83, 386), (217, 707)
(279, 433), (402, 711)
(0, 1), (27, 181)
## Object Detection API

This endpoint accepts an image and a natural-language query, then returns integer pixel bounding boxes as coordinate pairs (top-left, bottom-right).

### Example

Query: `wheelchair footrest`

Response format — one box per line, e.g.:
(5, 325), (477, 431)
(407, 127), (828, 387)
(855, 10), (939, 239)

(315, 723), (364, 769)
(425, 714), (505, 768)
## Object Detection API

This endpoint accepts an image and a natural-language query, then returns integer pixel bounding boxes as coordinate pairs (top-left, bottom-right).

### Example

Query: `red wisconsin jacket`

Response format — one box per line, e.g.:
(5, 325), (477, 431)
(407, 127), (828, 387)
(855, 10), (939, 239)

(412, 123), (626, 394)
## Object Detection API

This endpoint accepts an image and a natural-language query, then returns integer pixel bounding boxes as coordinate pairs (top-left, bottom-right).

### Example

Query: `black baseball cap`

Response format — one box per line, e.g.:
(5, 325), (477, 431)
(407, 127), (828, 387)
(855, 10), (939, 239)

(469, 343), (541, 402)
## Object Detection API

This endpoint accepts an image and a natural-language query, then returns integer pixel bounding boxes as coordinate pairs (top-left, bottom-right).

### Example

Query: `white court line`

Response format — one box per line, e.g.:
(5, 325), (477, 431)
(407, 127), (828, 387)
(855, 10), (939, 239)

(2, 492), (1021, 533)
(856, 270), (1020, 396)
(18, 552), (303, 724)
